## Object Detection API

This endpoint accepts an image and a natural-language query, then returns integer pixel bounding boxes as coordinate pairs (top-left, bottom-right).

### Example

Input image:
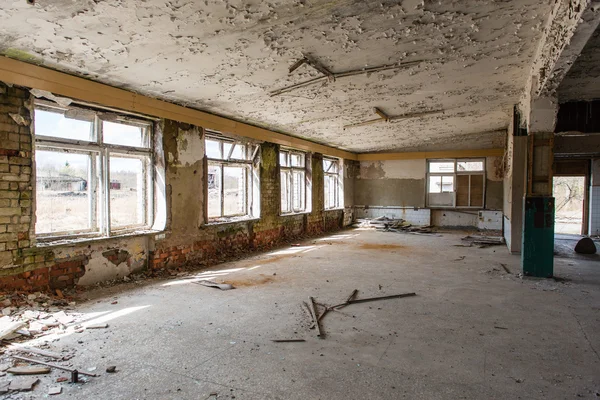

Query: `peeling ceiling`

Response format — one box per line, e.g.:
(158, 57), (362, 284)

(558, 25), (600, 102)
(0, 0), (553, 152)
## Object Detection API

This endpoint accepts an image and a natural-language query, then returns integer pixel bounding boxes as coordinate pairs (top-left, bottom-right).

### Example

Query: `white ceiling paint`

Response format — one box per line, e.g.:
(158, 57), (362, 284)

(0, 0), (553, 152)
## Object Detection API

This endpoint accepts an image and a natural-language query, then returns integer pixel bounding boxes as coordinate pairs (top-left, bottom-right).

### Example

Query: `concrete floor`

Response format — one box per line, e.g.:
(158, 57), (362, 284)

(3, 229), (600, 399)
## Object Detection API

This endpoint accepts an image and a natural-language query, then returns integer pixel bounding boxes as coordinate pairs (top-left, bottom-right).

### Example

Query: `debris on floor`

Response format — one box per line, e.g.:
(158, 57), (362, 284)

(354, 217), (436, 235)
(193, 280), (235, 290)
(461, 235), (505, 248)
(6, 366), (51, 375)
(574, 237), (597, 254)
(303, 289), (417, 339)
(8, 377), (39, 392)
(48, 386), (62, 395)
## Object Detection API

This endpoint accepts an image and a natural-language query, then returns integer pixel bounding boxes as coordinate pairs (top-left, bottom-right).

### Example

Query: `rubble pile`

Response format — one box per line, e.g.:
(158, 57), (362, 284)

(354, 216), (435, 234)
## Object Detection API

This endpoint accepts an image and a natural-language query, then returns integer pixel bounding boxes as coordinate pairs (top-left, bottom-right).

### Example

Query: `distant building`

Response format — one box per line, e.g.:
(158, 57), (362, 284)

(37, 171), (87, 192)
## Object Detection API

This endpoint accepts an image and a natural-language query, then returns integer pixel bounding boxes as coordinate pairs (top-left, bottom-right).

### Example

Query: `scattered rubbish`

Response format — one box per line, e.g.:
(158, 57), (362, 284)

(85, 323), (109, 329)
(303, 289), (416, 339)
(340, 293), (416, 306)
(308, 296), (323, 338)
(87, 367), (97, 372)
(207, 393), (218, 400)
(193, 280), (235, 290)
(11, 355), (98, 383)
(0, 381), (8, 394)
(0, 317), (26, 340)
(453, 256), (466, 261)
(7, 366), (51, 375)
(8, 377), (39, 392)
(106, 366), (117, 373)
(354, 217), (437, 235)
(111, 301), (118, 305)
(500, 264), (511, 274)
(48, 386), (62, 395)
(494, 326), (508, 330)
(8, 345), (66, 360)
(461, 235), (505, 248)
(574, 237), (597, 254)
(271, 339), (306, 343)
(56, 377), (69, 382)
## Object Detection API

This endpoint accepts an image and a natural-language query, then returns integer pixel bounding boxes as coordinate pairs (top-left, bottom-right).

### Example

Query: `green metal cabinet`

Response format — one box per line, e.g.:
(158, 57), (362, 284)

(522, 196), (555, 277)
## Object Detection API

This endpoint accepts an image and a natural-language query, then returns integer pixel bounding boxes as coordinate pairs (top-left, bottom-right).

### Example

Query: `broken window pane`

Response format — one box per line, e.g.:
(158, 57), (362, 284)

(223, 166), (246, 216)
(206, 139), (222, 159)
(208, 165), (222, 218)
(35, 151), (92, 234)
(109, 156), (145, 228)
(457, 160), (484, 172)
(103, 121), (147, 148)
(34, 108), (93, 142)
(429, 161), (454, 173)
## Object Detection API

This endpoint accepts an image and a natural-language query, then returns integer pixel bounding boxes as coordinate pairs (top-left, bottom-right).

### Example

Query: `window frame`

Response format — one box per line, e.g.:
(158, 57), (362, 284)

(426, 158), (486, 208)
(33, 101), (154, 240)
(323, 157), (342, 210)
(204, 133), (259, 221)
(280, 148), (307, 215)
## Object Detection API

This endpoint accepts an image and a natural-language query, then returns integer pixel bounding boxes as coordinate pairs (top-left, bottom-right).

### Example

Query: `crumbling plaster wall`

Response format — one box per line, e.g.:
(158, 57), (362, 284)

(0, 84), (149, 290)
(355, 160), (426, 207)
(0, 83), (350, 291)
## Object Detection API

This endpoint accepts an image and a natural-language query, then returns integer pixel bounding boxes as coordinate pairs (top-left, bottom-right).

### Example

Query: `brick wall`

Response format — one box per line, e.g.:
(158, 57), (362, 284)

(0, 83), (350, 289)
(150, 140), (347, 271)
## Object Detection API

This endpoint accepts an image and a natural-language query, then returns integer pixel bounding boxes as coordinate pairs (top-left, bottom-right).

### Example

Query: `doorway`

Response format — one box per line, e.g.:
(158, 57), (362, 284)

(553, 176), (585, 235)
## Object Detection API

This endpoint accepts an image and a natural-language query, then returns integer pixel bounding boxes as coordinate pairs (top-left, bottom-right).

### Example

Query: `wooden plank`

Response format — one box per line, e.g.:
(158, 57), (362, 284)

(357, 148), (504, 161)
(0, 57), (357, 161)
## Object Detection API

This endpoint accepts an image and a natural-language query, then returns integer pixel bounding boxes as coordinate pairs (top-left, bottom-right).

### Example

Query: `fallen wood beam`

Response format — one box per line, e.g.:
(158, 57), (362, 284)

(271, 339), (306, 343)
(308, 296), (324, 338)
(347, 293), (416, 304)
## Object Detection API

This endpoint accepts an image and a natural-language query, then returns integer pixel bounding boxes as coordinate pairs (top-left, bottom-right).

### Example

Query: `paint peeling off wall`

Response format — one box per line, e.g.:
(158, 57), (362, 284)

(61, 236), (147, 286)
(359, 159), (426, 180)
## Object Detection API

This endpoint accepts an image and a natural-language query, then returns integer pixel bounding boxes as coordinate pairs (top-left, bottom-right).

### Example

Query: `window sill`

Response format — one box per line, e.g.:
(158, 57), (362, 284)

(324, 208), (344, 212)
(205, 217), (260, 227)
(280, 211), (311, 217)
(35, 229), (163, 248)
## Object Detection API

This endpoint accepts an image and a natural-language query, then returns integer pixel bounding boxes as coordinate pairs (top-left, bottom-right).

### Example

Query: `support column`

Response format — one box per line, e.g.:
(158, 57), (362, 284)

(521, 97), (557, 277)
(590, 159), (600, 236)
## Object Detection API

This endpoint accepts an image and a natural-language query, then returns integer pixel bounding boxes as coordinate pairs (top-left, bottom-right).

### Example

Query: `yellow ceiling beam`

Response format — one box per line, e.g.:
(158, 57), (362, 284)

(0, 56), (357, 160)
(357, 148), (505, 161)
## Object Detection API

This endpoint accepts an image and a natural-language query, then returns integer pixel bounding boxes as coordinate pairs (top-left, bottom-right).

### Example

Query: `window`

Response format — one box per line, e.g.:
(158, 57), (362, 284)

(205, 134), (259, 221)
(323, 157), (342, 210)
(34, 101), (154, 238)
(427, 159), (485, 208)
(280, 149), (307, 214)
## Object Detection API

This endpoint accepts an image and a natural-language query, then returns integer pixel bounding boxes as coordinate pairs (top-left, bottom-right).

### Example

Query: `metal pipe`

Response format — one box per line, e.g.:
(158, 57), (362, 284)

(11, 355), (99, 377)
(270, 60), (425, 97)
